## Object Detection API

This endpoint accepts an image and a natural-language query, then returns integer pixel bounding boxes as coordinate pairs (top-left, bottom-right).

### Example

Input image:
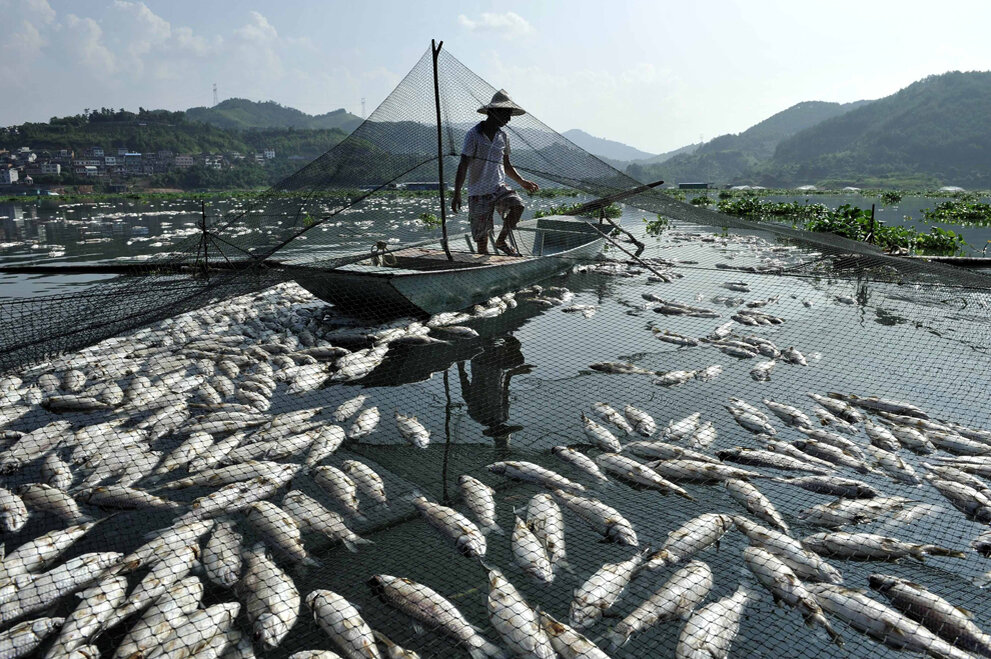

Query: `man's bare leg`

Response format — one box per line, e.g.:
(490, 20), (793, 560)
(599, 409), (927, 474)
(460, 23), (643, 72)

(476, 235), (489, 254)
(496, 206), (523, 248)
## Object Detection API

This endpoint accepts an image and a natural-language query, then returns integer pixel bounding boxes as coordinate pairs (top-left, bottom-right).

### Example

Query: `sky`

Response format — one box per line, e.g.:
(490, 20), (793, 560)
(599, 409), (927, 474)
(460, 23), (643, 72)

(2, 0), (991, 154)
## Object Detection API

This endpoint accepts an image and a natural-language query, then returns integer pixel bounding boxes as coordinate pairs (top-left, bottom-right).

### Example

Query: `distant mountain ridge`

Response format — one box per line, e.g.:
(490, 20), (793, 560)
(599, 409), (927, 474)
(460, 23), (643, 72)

(629, 100), (869, 184)
(186, 98), (363, 133)
(562, 129), (657, 162)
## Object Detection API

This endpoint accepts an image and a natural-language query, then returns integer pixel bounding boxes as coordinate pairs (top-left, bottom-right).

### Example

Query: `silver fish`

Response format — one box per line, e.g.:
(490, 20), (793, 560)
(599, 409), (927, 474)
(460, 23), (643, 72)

(245, 501), (317, 566)
(829, 393), (929, 419)
(763, 398), (813, 429)
(675, 586), (749, 659)
(76, 485), (181, 511)
(926, 478), (991, 523)
(796, 426), (865, 459)
(121, 520), (213, 572)
(799, 496), (913, 528)
(808, 393), (863, 423)
(282, 490), (372, 553)
(773, 475), (881, 498)
(103, 543), (199, 630)
(539, 612), (610, 659)
(790, 439), (872, 474)
(0, 486), (28, 533)
(802, 531), (966, 561)
(44, 575), (128, 657)
(591, 402), (633, 434)
(808, 583), (973, 659)
(349, 407), (381, 440)
(203, 520), (242, 588)
(716, 447), (831, 474)
(18, 483), (92, 524)
(869, 574), (991, 658)
(242, 544), (300, 649)
(488, 568), (555, 658)
(663, 412), (701, 440)
(488, 461), (586, 494)
(750, 360), (776, 381)
(581, 413), (622, 452)
(312, 465), (363, 518)
(459, 474), (501, 535)
(646, 459), (764, 484)
(589, 362), (655, 376)
(180, 473), (292, 522)
(653, 329), (701, 347)
(372, 630), (421, 659)
(866, 445), (922, 485)
(367, 575), (504, 659)
(511, 516), (553, 584)
(394, 412), (427, 447)
(625, 440), (719, 464)
(725, 405), (776, 435)
(744, 546), (842, 645)
(305, 425), (347, 470)
(412, 496), (486, 559)
(596, 453), (695, 499)
(159, 460), (298, 490)
(0, 617), (65, 659)
(0, 552), (124, 623)
(864, 419), (901, 452)
(142, 602), (240, 659)
(733, 515), (843, 584)
(653, 369), (698, 386)
(780, 346), (807, 365)
(812, 406), (859, 435)
(551, 446), (610, 483)
(525, 493), (570, 575)
(342, 460), (389, 508)
(332, 395), (367, 422)
(0, 521), (97, 585)
(623, 404), (657, 436)
(725, 479), (789, 533)
(552, 489), (638, 546)
(112, 576), (203, 659)
(606, 561), (712, 649)
(41, 453), (73, 490)
(646, 513), (734, 570)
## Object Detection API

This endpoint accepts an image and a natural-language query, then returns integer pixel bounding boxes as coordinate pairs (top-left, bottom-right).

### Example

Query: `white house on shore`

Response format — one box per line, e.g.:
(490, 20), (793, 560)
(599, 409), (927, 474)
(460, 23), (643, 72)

(1, 168), (18, 184)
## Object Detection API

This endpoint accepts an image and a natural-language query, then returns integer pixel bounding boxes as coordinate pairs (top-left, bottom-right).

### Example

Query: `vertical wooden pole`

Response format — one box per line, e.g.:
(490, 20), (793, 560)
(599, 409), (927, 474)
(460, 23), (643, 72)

(432, 39), (453, 261)
(869, 203), (876, 245)
(201, 201), (209, 278)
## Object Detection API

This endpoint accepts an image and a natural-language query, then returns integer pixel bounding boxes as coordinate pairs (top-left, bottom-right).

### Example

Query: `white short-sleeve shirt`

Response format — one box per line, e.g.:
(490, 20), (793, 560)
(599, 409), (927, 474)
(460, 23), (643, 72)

(461, 123), (510, 197)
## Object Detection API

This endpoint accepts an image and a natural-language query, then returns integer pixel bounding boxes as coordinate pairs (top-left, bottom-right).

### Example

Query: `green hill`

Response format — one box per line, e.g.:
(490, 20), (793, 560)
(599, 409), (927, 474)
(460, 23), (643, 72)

(764, 71), (991, 187)
(186, 99), (363, 133)
(629, 100), (867, 184)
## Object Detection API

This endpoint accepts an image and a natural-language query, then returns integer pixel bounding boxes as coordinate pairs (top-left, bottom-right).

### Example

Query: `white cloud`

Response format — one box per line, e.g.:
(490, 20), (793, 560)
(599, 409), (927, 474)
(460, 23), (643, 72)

(235, 11), (279, 43)
(458, 12), (534, 40)
(61, 14), (118, 76)
(113, 1), (171, 58)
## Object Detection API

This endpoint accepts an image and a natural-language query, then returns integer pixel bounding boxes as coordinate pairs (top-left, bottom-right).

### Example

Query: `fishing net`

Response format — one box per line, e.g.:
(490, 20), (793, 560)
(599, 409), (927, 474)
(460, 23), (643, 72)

(1, 43), (991, 659)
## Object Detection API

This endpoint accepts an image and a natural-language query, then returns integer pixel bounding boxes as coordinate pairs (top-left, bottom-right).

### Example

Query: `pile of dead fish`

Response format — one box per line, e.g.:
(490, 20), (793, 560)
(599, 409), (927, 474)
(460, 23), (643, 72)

(1, 234), (990, 659)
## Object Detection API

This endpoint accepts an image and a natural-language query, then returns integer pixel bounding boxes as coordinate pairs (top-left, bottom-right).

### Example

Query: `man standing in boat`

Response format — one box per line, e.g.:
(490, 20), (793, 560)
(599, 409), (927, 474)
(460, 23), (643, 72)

(451, 89), (539, 256)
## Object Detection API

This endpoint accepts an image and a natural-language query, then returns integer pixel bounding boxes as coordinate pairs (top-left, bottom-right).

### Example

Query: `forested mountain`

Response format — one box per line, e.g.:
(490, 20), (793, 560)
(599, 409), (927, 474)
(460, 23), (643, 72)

(763, 71), (991, 187)
(629, 100), (868, 184)
(186, 99), (363, 132)
(0, 108), (350, 160)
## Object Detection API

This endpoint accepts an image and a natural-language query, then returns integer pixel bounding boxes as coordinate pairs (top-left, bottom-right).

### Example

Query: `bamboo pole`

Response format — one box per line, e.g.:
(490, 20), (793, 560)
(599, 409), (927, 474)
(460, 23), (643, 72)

(432, 40), (453, 261)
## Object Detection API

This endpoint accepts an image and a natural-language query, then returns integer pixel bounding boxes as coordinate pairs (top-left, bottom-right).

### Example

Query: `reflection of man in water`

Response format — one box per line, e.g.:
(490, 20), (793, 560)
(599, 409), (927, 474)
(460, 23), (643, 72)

(457, 336), (532, 439)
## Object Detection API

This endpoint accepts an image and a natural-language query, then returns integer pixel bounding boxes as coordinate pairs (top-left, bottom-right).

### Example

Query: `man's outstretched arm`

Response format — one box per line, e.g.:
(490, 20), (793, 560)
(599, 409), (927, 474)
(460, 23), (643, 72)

(504, 152), (538, 194)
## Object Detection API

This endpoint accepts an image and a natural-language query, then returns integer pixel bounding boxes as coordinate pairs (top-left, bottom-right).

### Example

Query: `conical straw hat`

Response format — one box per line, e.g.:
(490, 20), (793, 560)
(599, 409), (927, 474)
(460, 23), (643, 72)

(477, 89), (526, 116)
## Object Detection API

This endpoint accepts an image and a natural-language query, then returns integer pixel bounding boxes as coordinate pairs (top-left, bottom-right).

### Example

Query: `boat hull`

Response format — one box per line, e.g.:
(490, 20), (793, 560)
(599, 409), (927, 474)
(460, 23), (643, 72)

(288, 216), (605, 317)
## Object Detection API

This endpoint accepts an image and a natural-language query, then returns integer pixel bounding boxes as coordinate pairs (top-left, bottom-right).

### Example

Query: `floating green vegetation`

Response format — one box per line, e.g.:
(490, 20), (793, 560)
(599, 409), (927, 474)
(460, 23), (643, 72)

(643, 214), (670, 237)
(689, 195), (712, 207)
(878, 191), (903, 204)
(921, 200), (991, 225)
(417, 212), (442, 228)
(717, 198), (966, 255)
(534, 202), (622, 219)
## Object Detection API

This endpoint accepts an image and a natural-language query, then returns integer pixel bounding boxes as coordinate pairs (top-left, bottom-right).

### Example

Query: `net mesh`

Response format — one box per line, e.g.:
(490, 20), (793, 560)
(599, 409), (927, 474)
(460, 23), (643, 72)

(1, 44), (991, 659)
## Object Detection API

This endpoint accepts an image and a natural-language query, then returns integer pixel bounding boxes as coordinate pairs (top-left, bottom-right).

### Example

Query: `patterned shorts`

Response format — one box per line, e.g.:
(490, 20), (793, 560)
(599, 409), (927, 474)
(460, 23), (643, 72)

(468, 187), (524, 242)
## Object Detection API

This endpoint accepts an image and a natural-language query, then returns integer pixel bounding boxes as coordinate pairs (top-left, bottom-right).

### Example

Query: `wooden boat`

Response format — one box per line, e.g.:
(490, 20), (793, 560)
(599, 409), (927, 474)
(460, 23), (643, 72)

(285, 214), (606, 317)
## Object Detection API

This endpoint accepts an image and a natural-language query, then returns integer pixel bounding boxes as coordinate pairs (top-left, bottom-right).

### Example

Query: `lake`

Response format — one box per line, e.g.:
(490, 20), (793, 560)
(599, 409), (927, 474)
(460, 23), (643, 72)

(1, 192), (989, 658)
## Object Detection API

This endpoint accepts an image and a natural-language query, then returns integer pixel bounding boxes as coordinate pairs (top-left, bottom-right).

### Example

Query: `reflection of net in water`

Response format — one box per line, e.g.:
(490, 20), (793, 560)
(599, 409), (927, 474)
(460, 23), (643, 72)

(1, 45), (991, 659)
